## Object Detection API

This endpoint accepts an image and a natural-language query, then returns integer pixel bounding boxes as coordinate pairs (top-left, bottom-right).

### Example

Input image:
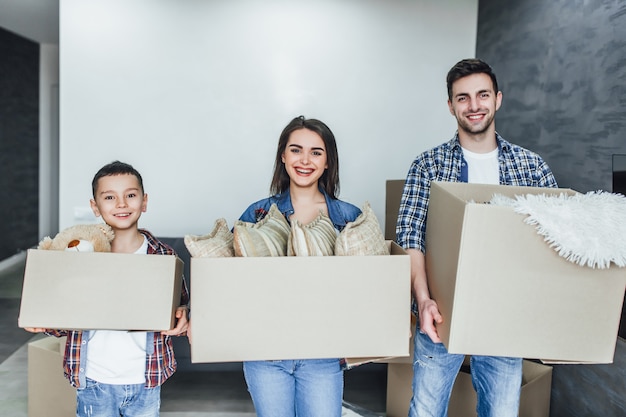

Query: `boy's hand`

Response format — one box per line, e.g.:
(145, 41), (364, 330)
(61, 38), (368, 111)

(24, 327), (48, 333)
(163, 306), (189, 336)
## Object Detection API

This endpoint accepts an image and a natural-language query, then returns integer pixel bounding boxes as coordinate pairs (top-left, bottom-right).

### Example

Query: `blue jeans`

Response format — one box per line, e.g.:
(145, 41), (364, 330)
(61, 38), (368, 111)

(409, 327), (522, 417)
(76, 378), (160, 417)
(243, 359), (343, 417)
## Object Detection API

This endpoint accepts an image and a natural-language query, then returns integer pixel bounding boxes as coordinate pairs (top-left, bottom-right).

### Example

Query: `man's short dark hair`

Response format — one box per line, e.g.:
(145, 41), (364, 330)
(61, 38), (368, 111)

(91, 161), (144, 197)
(446, 58), (499, 100)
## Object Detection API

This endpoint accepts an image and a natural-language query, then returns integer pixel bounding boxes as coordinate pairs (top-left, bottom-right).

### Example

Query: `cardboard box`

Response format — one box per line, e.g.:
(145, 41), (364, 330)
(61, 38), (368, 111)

(18, 250), (183, 331)
(422, 181), (626, 362)
(385, 179), (405, 240)
(386, 360), (552, 417)
(28, 336), (76, 417)
(345, 314), (416, 368)
(190, 241), (411, 363)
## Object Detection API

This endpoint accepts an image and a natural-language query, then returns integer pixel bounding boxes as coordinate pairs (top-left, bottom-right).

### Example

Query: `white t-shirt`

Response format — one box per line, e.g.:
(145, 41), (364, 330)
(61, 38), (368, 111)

(85, 236), (149, 385)
(462, 147), (499, 185)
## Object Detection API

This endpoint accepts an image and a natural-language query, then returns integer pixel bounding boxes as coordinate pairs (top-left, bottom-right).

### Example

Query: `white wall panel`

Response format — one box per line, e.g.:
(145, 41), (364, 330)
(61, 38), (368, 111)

(59, 0), (477, 236)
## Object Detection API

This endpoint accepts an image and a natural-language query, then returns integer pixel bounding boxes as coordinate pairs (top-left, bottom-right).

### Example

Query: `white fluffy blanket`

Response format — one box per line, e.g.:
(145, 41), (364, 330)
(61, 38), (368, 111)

(490, 191), (626, 269)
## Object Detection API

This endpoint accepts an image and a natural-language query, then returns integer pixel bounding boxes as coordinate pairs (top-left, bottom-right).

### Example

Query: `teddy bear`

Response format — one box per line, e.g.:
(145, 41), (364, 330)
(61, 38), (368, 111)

(38, 223), (115, 252)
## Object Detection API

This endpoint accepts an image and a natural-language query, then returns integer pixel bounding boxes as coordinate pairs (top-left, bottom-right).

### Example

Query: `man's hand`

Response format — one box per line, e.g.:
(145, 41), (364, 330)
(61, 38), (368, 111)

(418, 298), (443, 343)
(163, 306), (189, 336)
(407, 248), (444, 344)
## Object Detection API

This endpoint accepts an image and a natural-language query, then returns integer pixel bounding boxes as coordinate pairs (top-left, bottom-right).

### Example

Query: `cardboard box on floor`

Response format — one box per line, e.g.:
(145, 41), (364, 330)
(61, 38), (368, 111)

(28, 336), (76, 417)
(385, 179), (405, 240)
(424, 181), (626, 363)
(386, 359), (552, 417)
(18, 250), (183, 331)
(190, 241), (411, 363)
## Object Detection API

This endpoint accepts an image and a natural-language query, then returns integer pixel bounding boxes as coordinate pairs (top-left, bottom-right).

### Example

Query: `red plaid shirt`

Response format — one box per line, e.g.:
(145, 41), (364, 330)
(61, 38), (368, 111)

(46, 229), (190, 388)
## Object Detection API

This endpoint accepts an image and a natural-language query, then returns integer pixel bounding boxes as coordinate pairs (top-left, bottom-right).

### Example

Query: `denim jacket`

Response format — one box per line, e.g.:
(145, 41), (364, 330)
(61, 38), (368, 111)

(239, 188), (362, 231)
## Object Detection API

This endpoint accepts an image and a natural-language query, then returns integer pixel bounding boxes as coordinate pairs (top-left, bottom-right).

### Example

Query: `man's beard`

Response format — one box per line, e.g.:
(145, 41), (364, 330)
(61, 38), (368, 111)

(457, 112), (494, 135)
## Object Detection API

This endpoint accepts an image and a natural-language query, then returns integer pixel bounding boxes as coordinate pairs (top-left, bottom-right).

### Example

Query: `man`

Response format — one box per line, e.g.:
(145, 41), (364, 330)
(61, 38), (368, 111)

(396, 58), (557, 417)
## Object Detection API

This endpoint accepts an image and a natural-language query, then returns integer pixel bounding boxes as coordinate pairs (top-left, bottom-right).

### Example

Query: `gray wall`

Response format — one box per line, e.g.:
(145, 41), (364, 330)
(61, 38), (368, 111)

(476, 1), (626, 416)
(0, 28), (39, 260)
(550, 338), (626, 417)
(477, 0), (626, 193)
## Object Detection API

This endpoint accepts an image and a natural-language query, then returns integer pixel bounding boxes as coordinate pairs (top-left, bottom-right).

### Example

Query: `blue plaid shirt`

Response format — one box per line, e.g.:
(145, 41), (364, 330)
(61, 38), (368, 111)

(396, 132), (558, 254)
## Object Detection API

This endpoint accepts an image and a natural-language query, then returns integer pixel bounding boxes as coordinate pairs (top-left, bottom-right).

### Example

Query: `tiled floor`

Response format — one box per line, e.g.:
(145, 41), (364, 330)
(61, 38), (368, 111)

(0, 253), (388, 416)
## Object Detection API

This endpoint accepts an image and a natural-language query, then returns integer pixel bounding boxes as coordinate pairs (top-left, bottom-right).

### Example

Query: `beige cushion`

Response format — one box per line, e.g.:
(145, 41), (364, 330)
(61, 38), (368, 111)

(288, 211), (337, 256)
(184, 218), (234, 257)
(233, 204), (290, 257)
(335, 202), (389, 256)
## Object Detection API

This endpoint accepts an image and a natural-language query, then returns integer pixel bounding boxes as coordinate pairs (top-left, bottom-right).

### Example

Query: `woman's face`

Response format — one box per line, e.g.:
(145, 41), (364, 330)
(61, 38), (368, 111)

(281, 128), (328, 190)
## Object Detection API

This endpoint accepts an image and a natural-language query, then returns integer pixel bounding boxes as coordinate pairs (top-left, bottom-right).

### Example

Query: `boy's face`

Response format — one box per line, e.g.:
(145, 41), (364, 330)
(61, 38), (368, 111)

(90, 173), (148, 232)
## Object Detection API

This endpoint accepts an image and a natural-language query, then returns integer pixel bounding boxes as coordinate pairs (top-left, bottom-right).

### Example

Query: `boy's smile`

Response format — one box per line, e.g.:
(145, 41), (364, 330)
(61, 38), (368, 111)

(90, 173), (148, 231)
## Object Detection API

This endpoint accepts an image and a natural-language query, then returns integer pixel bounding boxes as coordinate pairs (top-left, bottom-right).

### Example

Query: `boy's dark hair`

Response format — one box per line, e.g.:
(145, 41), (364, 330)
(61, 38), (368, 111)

(270, 115), (340, 199)
(91, 161), (144, 197)
(446, 58), (499, 100)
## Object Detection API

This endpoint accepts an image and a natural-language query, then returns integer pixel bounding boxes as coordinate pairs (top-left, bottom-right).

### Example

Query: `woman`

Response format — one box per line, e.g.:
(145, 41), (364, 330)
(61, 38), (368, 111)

(238, 115), (361, 417)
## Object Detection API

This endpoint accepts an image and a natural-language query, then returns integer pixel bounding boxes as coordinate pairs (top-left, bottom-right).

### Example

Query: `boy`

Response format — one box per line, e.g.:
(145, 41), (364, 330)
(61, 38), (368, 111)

(27, 160), (189, 417)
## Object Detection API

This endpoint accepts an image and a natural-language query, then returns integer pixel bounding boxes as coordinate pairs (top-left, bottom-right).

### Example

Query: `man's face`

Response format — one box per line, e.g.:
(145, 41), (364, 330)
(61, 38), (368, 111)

(448, 73), (502, 136)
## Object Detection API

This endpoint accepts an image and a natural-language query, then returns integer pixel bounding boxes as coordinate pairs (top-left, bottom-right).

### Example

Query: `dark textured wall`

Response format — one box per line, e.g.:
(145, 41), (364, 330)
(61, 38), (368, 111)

(477, 0), (626, 193)
(477, 1), (626, 416)
(550, 338), (626, 417)
(0, 28), (39, 260)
